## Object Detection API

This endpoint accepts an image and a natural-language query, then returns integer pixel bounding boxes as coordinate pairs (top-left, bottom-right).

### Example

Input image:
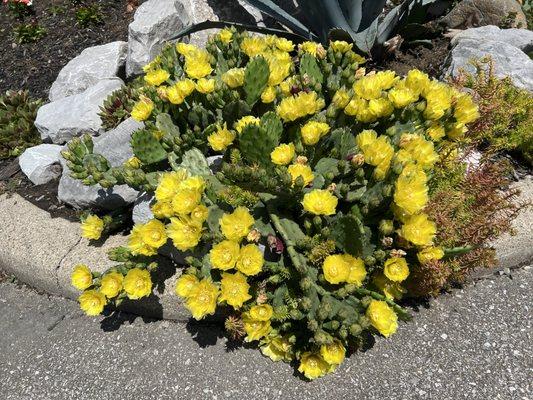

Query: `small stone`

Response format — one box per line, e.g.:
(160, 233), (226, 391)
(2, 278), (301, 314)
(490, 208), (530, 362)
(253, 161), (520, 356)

(132, 192), (155, 224)
(35, 78), (124, 144)
(18, 144), (63, 185)
(126, 0), (191, 77)
(49, 41), (128, 102)
(441, 0), (527, 29)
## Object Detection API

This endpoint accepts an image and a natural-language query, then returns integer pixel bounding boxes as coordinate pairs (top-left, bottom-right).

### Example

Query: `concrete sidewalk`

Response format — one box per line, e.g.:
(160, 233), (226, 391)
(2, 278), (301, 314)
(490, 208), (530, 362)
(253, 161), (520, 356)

(0, 266), (531, 399)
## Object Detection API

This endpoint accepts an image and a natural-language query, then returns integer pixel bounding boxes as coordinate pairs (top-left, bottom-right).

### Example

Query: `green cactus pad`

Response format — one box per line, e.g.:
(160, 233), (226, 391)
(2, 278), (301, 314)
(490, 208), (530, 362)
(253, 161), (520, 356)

(239, 122), (280, 166)
(131, 129), (167, 165)
(300, 53), (324, 84)
(244, 56), (270, 106)
(179, 148), (211, 176)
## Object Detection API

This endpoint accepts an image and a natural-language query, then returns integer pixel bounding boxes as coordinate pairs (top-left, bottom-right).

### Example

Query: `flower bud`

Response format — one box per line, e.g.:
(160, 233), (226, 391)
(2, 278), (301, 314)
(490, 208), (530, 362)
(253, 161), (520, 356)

(300, 277), (312, 291)
(349, 323), (362, 336)
(379, 219), (394, 235)
(295, 155), (308, 165)
(374, 249), (386, 261)
(382, 236), (394, 247)
(307, 319), (319, 332)
(390, 249), (407, 258)
(300, 296), (312, 311)
(359, 315), (371, 329)
(351, 153), (365, 167)
(339, 327), (348, 339)
(364, 256), (376, 266)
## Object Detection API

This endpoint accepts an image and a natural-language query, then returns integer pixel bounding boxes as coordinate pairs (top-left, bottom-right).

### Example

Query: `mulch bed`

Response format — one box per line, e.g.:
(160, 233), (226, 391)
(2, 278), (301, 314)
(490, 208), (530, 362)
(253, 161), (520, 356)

(0, 0), (145, 100)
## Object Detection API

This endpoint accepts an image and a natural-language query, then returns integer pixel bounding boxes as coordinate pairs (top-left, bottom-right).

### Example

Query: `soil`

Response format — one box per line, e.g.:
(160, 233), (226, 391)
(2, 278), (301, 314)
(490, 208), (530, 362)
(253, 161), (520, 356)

(0, 158), (79, 221)
(0, 0), (145, 100)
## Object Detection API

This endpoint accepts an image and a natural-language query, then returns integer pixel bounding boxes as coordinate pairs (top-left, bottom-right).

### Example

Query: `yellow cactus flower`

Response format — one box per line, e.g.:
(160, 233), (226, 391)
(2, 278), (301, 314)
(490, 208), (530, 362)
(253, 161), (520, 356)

(401, 136), (439, 169)
(275, 37), (294, 52)
(78, 290), (106, 316)
(300, 121), (330, 145)
(454, 93), (480, 125)
(373, 273), (406, 300)
(99, 271), (123, 298)
(344, 255), (367, 286)
(208, 124), (236, 151)
(151, 201), (174, 219)
(195, 77), (216, 94)
(222, 67), (245, 88)
(179, 176), (205, 193)
(299, 41), (319, 56)
(427, 123), (446, 141)
(405, 69), (430, 95)
(417, 247), (445, 264)
(399, 213), (437, 246)
(210, 240), (240, 271)
(394, 164), (428, 216)
(176, 42), (198, 56)
(155, 170), (189, 202)
(218, 28), (233, 44)
(241, 36), (267, 57)
(332, 88), (351, 109)
(249, 304), (273, 321)
(175, 274), (199, 298)
(234, 115), (260, 134)
(353, 75), (382, 100)
(166, 84), (185, 104)
(261, 86), (277, 103)
(184, 49), (212, 79)
(218, 271), (252, 309)
(322, 254), (350, 284)
(142, 219), (168, 248)
(423, 83), (453, 120)
(131, 96), (154, 121)
(80, 214), (104, 240)
(383, 257), (410, 282)
(330, 40), (352, 53)
(362, 135), (394, 167)
(298, 352), (330, 380)
(175, 79), (196, 97)
(220, 206), (255, 242)
(236, 244), (264, 276)
(302, 189), (338, 216)
(344, 96), (367, 116)
(366, 299), (398, 337)
(276, 91), (325, 122)
(71, 264), (93, 290)
(128, 224), (158, 256)
(320, 339), (346, 365)
(388, 87), (418, 108)
(261, 336), (292, 362)
(368, 97), (394, 119)
(267, 57), (292, 86)
(166, 216), (203, 251)
(186, 278), (219, 320)
(123, 268), (152, 300)
(171, 188), (201, 215)
(271, 143), (295, 165)
(288, 163), (315, 186)
(190, 204), (209, 223)
(355, 129), (378, 151)
(144, 69), (170, 86)
(243, 314), (271, 341)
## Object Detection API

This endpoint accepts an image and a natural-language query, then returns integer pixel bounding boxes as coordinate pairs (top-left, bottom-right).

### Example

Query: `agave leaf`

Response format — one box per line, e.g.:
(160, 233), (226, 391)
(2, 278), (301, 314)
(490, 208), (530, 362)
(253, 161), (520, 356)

(359, 0), (387, 32)
(241, 0), (317, 40)
(339, 0), (363, 33)
(168, 20), (314, 44)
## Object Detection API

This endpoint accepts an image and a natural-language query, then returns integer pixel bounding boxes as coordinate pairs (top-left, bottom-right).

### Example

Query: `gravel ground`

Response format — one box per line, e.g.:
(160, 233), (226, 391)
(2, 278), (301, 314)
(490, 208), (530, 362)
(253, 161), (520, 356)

(0, 266), (531, 400)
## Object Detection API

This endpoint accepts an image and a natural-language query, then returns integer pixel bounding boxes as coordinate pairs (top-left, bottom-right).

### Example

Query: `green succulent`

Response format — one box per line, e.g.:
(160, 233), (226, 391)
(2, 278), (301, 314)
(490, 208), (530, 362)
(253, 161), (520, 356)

(0, 90), (43, 159)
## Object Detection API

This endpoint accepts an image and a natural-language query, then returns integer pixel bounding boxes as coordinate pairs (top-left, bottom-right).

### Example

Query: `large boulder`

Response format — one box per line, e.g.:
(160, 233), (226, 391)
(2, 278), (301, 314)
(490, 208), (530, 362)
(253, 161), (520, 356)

(57, 118), (142, 210)
(18, 144), (63, 185)
(49, 42), (128, 102)
(444, 26), (533, 92)
(35, 78), (124, 145)
(441, 0), (527, 29)
(132, 191), (155, 224)
(126, 0), (191, 77)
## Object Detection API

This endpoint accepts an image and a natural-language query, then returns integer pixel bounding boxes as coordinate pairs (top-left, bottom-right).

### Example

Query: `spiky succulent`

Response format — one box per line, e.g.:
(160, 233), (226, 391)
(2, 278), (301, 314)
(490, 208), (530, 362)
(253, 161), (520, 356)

(98, 81), (142, 131)
(0, 90), (42, 159)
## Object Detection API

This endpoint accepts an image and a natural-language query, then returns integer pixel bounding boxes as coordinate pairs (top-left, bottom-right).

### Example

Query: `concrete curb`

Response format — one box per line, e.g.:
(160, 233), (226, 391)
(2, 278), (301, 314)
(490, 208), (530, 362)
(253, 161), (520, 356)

(0, 177), (532, 321)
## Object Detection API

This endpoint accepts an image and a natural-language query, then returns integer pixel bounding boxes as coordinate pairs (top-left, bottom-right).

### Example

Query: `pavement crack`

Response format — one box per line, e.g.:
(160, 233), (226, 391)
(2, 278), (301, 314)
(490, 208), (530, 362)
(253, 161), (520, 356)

(46, 314), (66, 331)
(54, 237), (82, 290)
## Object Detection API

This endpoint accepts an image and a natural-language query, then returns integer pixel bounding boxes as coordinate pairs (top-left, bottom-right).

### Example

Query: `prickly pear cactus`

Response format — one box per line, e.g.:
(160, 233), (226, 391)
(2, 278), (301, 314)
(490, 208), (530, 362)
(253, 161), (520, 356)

(67, 28), (491, 381)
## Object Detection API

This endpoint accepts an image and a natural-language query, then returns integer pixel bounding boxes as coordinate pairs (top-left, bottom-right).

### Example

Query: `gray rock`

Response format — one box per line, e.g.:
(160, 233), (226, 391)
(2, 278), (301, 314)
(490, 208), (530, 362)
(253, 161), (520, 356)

(126, 0), (191, 77)
(450, 26), (533, 52)
(132, 192), (155, 224)
(442, 0), (527, 29)
(35, 78), (124, 145)
(93, 117), (143, 166)
(57, 118), (141, 210)
(445, 38), (533, 92)
(49, 42), (127, 102)
(18, 144), (63, 185)
(207, 155), (223, 173)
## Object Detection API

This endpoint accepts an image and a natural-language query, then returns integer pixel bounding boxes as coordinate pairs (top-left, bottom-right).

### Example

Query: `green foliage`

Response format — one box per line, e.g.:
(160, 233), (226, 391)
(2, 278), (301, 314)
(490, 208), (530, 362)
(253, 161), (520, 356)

(244, 56), (270, 105)
(75, 5), (104, 27)
(452, 58), (533, 165)
(0, 90), (42, 159)
(98, 84), (140, 131)
(300, 53), (324, 84)
(13, 22), (46, 44)
(131, 129), (167, 165)
(179, 148), (211, 176)
(4, 0), (33, 19)
(239, 114), (282, 166)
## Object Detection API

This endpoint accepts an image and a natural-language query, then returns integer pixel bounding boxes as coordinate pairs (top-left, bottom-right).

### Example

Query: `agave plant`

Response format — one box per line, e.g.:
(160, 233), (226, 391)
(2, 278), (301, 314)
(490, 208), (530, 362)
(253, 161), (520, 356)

(171, 0), (452, 55)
